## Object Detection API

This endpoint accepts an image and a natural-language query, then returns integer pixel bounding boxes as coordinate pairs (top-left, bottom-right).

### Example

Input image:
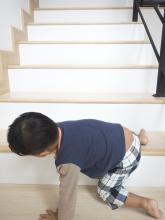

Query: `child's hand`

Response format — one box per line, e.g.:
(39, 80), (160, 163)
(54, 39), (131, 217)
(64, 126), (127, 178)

(38, 209), (58, 220)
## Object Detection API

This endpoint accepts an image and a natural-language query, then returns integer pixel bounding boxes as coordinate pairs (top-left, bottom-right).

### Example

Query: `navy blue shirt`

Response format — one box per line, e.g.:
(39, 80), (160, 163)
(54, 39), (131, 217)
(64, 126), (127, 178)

(55, 119), (125, 179)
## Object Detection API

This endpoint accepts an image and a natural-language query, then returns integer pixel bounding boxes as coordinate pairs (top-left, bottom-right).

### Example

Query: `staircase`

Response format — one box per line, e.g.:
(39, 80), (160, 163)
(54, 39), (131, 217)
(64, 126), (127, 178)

(0, 0), (165, 219)
(0, 0), (165, 187)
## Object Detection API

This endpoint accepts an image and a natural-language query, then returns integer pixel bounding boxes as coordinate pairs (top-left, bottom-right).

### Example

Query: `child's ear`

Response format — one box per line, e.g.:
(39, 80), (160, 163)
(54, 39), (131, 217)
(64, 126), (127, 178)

(38, 150), (50, 157)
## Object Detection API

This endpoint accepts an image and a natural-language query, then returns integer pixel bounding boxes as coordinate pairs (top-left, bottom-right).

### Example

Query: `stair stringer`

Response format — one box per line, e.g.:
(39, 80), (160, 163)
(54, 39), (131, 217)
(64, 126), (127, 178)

(0, 0), (39, 95)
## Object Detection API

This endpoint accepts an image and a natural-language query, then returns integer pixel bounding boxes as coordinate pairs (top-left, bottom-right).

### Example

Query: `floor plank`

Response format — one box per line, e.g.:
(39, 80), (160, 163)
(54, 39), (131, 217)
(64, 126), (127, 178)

(0, 185), (165, 220)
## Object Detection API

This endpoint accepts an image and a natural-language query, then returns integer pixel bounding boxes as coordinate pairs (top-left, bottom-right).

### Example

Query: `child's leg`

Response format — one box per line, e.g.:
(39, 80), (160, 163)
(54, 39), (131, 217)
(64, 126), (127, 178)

(125, 192), (163, 219)
(97, 134), (163, 219)
(124, 131), (163, 218)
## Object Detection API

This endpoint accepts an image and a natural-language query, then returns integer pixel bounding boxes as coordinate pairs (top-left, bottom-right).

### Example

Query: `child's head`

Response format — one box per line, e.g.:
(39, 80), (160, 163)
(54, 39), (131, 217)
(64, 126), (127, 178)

(7, 112), (59, 156)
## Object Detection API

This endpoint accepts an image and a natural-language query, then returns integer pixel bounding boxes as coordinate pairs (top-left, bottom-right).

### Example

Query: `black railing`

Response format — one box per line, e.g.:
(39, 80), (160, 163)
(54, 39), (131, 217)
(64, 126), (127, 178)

(133, 0), (165, 97)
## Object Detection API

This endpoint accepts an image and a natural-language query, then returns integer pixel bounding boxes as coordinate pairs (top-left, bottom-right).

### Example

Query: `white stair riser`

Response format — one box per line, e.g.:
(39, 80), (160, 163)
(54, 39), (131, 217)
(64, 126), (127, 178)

(0, 103), (165, 131)
(34, 9), (133, 23)
(0, 153), (164, 186)
(8, 69), (157, 93)
(19, 44), (158, 65)
(39, 0), (133, 8)
(27, 24), (146, 42)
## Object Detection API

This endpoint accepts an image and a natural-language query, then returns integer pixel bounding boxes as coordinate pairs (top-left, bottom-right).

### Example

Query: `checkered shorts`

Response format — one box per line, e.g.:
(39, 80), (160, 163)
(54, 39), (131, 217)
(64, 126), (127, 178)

(97, 134), (141, 210)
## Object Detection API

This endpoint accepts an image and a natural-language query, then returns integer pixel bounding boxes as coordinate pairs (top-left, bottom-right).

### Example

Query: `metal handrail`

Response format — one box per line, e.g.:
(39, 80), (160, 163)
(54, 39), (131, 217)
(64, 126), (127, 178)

(133, 0), (165, 97)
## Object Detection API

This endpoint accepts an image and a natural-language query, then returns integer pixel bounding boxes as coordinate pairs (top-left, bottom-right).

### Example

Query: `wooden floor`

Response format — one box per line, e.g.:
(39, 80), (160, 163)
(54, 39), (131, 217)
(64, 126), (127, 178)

(0, 185), (165, 220)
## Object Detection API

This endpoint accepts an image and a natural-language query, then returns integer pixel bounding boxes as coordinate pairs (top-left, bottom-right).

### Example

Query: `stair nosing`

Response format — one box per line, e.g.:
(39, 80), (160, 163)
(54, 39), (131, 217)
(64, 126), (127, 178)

(18, 40), (150, 45)
(34, 7), (134, 10)
(1, 130), (165, 155)
(0, 92), (164, 104)
(8, 65), (158, 69)
(1, 148), (165, 155)
(27, 22), (143, 26)
(34, 6), (159, 10)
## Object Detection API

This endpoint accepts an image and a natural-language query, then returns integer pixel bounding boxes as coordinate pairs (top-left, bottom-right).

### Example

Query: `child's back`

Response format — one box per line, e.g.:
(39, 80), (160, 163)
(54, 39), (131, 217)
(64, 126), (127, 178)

(56, 119), (126, 179)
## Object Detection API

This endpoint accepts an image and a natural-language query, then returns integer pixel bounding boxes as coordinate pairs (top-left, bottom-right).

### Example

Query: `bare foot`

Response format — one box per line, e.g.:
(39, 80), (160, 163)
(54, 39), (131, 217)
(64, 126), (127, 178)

(138, 129), (149, 145)
(144, 198), (163, 219)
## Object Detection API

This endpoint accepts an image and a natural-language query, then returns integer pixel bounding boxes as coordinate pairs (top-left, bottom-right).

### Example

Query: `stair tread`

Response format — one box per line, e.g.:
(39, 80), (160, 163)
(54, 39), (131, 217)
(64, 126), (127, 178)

(18, 40), (150, 44)
(0, 92), (164, 104)
(28, 22), (143, 25)
(34, 6), (155, 10)
(142, 132), (165, 155)
(1, 129), (165, 155)
(34, 7), (133, 10)
(8, 65), (158, 69)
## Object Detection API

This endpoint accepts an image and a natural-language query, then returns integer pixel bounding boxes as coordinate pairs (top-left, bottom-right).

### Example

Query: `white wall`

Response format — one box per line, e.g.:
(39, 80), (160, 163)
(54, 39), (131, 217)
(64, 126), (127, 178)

(0, 0), (29, 50)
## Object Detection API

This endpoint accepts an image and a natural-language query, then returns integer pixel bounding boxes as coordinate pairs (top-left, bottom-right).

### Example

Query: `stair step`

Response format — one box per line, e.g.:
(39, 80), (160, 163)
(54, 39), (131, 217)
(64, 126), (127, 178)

(1, 129), (165, 156)
(8, 65), (158, 69)
(0, 155), (164, 184)
(19, 44), (158, 65)
(8, 68), (158, 93)
(0, 130), (7, 153)
(34, 7), (157, 24)
(35, 7), (133, 10)
(35, 6), (155, 10)
(27, 23), (146, 42)
(39, 0), (133, 8)
(20, 41), (150, 44)
(28, 22), (143, 25)
(0, 93), (164, 104)
(142, 132), (165, 156)
(0, 103), (164, 137)
(34, 8), (134, 23)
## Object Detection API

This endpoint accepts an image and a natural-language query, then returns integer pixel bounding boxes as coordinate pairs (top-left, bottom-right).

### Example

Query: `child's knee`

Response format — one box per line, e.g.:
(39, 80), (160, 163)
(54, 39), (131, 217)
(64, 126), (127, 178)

(97, 185), (128, 210)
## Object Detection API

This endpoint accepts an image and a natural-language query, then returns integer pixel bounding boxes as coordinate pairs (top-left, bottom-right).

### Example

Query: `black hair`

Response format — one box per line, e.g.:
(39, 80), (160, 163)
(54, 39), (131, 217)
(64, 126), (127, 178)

(7, 112), (58, 156)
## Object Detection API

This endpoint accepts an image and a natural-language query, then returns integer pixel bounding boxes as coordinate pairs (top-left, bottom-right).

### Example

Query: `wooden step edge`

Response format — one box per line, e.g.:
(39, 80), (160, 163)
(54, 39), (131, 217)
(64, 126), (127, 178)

(0, 146), (10, 153)
(34, 6), (160, 11)
(34, 7), (133, 10)
(0, 93), (164, 104)
(34, 6), (164, 11)
(142, 132), (165, 156)
(8, 64), (158, 69)
(27, 22), (143, 26)
(1, 131), (165, 155)
(18, 40), (150, 45)
(2, 148), (164, 155)
(142, 147), (165, 156)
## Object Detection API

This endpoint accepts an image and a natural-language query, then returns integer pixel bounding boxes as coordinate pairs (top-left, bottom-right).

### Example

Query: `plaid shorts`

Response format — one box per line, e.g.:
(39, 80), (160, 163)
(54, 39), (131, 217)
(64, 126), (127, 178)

(97, 134), (141, 210)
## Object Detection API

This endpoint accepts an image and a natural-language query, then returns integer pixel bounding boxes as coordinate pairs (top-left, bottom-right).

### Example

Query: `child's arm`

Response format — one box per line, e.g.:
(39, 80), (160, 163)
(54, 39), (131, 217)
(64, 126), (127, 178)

(57, 163), (80, 220)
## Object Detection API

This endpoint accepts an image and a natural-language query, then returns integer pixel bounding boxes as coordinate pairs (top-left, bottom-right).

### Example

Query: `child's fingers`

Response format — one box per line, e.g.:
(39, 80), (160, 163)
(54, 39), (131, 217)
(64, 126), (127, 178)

(46, 209), (54, 214)
(46, 209), (57, 216)
(40, 214), (49, 218)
